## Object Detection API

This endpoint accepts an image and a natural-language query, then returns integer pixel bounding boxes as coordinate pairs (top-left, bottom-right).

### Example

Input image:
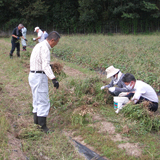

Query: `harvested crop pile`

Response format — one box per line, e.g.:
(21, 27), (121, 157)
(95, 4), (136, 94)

(50, 62), (67, 81)
(50, 62), (63, 74)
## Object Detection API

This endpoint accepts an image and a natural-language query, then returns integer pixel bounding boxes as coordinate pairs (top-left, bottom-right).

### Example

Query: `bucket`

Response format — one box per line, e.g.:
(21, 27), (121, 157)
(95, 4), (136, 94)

(113, 97), (129, 110)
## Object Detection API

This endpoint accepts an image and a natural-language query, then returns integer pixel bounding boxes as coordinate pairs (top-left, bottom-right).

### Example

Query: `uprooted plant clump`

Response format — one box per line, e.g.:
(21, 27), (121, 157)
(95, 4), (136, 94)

(50, 62), (63, 74)
(50, 62), (67, 81)
(121, 101), (160, 134)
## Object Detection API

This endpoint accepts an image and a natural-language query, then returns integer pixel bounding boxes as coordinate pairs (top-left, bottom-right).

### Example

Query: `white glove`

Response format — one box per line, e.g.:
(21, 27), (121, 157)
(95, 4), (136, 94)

(101, 86), (106, 90)
(118, 92), (128, 97)
(115, 108), (120, 114)
(109, 87), (115, 92)
(33, 38), (36, 41)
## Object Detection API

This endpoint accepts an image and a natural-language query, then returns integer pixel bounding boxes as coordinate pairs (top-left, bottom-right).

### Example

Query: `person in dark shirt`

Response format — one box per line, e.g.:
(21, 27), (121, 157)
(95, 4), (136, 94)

(9, 24), (27, 58)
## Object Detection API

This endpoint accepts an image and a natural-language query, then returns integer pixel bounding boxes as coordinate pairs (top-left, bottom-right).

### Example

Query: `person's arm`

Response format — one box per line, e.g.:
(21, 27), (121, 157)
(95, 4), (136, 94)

(21, 36), (27, 41)
(35, 36), (41, 40)
(106, 80), (114, 88)
(101, 80), (113, 90)
(41, 46), (55, 80)
(12, 35), (18, 39)
(36, 31), (43, 40)
(131, 91), (141, 104)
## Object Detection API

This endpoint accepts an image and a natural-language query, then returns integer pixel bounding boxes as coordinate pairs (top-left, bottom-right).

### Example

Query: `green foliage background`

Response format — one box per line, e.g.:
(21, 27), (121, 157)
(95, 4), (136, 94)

(1, 0), (160, 33)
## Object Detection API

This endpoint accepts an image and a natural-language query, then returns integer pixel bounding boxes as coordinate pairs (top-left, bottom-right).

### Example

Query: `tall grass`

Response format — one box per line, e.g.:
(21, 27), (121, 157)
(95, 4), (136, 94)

(55, 34), (160, 90)
(0, 35), (160, 159)
(0, 112), (10, 159)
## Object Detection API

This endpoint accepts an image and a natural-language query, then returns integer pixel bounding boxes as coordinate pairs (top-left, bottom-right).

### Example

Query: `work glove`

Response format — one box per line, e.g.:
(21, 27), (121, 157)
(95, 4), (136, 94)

(101, 86), (106, 90)
(33, 38), (36, 41)
(108, 87), (116, 92)
(17, 37), (20, 40)
(118, 92), (128, 97)
(24, 39), (28, 41)
(52, 78), (59, 89)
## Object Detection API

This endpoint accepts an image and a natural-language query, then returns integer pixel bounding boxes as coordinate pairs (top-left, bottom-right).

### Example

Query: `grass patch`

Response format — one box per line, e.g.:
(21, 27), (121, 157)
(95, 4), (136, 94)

(121, 102), (160, 134)
(0, 111), (10, 159)
(0, 34), (160, 159)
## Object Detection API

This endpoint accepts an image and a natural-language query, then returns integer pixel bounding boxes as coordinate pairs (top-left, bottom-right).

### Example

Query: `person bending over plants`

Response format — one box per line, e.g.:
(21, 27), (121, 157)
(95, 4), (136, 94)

(120, 73), (158, 112)
(101, 65), (129, 96)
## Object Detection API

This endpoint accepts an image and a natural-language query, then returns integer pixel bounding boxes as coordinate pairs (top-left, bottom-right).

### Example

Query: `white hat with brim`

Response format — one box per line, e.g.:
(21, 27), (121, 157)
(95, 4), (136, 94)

(106, 65), (120, 78)
(34, 27), (39, 32)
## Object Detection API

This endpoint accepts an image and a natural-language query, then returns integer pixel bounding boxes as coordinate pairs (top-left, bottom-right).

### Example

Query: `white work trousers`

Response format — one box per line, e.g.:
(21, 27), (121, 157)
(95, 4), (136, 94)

(28, 72), (50, 117)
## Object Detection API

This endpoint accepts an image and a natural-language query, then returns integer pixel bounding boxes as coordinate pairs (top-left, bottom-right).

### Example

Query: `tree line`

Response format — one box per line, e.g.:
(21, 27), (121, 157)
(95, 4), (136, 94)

(0, 0), (160, 34)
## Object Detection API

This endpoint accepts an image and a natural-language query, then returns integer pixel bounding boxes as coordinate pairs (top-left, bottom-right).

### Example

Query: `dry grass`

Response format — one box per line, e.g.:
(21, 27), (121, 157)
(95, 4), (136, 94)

(50, 62), (63, 74)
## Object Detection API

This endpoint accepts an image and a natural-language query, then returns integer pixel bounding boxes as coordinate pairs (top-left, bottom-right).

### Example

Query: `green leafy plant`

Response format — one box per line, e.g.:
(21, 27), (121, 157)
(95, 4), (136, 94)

(121, 102), (160, 133)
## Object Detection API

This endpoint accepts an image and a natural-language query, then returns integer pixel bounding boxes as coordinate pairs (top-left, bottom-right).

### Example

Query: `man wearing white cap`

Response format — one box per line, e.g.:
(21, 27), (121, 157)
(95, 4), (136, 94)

(101, 65), (129, 96)
(33, 26), (45, 43)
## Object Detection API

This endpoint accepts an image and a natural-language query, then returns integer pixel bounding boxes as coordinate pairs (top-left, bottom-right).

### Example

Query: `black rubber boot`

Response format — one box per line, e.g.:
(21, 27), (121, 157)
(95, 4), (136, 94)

(17, 51), (20, 57)
(33, 113), (38, 124)
(38, 117), (49, 133)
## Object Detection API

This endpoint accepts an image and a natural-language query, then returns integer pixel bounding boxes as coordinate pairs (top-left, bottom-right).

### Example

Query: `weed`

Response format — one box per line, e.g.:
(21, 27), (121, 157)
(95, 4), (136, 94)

(121, 102), (160, 133)
(50, 62), (67, 81)
(0, 112), (10, 159)
(17, 124), (43, 140)
(71, 105), (93, 125)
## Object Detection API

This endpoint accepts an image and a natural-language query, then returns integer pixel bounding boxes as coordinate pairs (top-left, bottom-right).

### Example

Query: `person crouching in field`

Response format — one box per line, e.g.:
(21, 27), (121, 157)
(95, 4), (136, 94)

(101, 65), (129, 96)
(120, 73), (158, 112)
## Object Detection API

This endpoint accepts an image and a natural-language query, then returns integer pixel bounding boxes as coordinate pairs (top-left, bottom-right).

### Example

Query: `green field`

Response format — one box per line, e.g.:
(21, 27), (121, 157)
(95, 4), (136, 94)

(0, 34), (160, 159)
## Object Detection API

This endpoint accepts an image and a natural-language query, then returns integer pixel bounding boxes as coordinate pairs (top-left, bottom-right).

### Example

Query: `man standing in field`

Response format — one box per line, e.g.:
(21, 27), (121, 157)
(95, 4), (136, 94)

(121, 73), (158, 112)
(28, 31), (60, 133)
(9, 24), (27, 58)
(33, 26), (45, 43)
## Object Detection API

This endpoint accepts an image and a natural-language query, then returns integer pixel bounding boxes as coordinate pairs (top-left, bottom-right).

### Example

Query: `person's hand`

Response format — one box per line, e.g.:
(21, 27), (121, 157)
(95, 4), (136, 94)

(109, 87), (115, 92)
(52, 79), (59, 89)
(118, 92), (128, 97)
(17, 37), (20, 40)
(33, 38), (36, 41)
(101, 86), (106, 90)
(24, 39), (28, 41)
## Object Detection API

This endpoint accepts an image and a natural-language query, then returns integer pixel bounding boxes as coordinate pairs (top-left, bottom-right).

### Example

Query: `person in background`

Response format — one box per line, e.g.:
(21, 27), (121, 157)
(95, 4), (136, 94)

(21, 26), (27, 51)
(121, 73), (158, 112)
(42, 29), (48, 39)
(33, 26), (45, 43)
(101, 65), (129, 96)
(29, 31), (60, 133)
(9, 24), (27, 58)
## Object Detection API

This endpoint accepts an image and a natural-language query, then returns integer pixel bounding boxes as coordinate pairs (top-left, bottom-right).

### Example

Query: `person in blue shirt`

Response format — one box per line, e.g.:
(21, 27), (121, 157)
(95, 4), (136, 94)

(42, 29), (48, 39)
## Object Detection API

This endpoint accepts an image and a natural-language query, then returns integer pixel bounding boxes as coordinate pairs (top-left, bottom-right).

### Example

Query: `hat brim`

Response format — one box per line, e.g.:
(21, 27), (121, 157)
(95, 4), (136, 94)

(106, 69), (120, 78)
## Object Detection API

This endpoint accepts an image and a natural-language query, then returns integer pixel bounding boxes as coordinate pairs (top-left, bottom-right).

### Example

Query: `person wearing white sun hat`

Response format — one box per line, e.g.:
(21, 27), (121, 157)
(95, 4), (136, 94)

(101, 65), (130, 96)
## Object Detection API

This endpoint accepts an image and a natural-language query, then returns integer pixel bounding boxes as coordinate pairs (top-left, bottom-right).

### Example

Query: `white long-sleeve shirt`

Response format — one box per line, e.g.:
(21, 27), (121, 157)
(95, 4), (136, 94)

(30, 40), (55, 79)
(131, 80), (158, 103)
(37, 29), (45, 43)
